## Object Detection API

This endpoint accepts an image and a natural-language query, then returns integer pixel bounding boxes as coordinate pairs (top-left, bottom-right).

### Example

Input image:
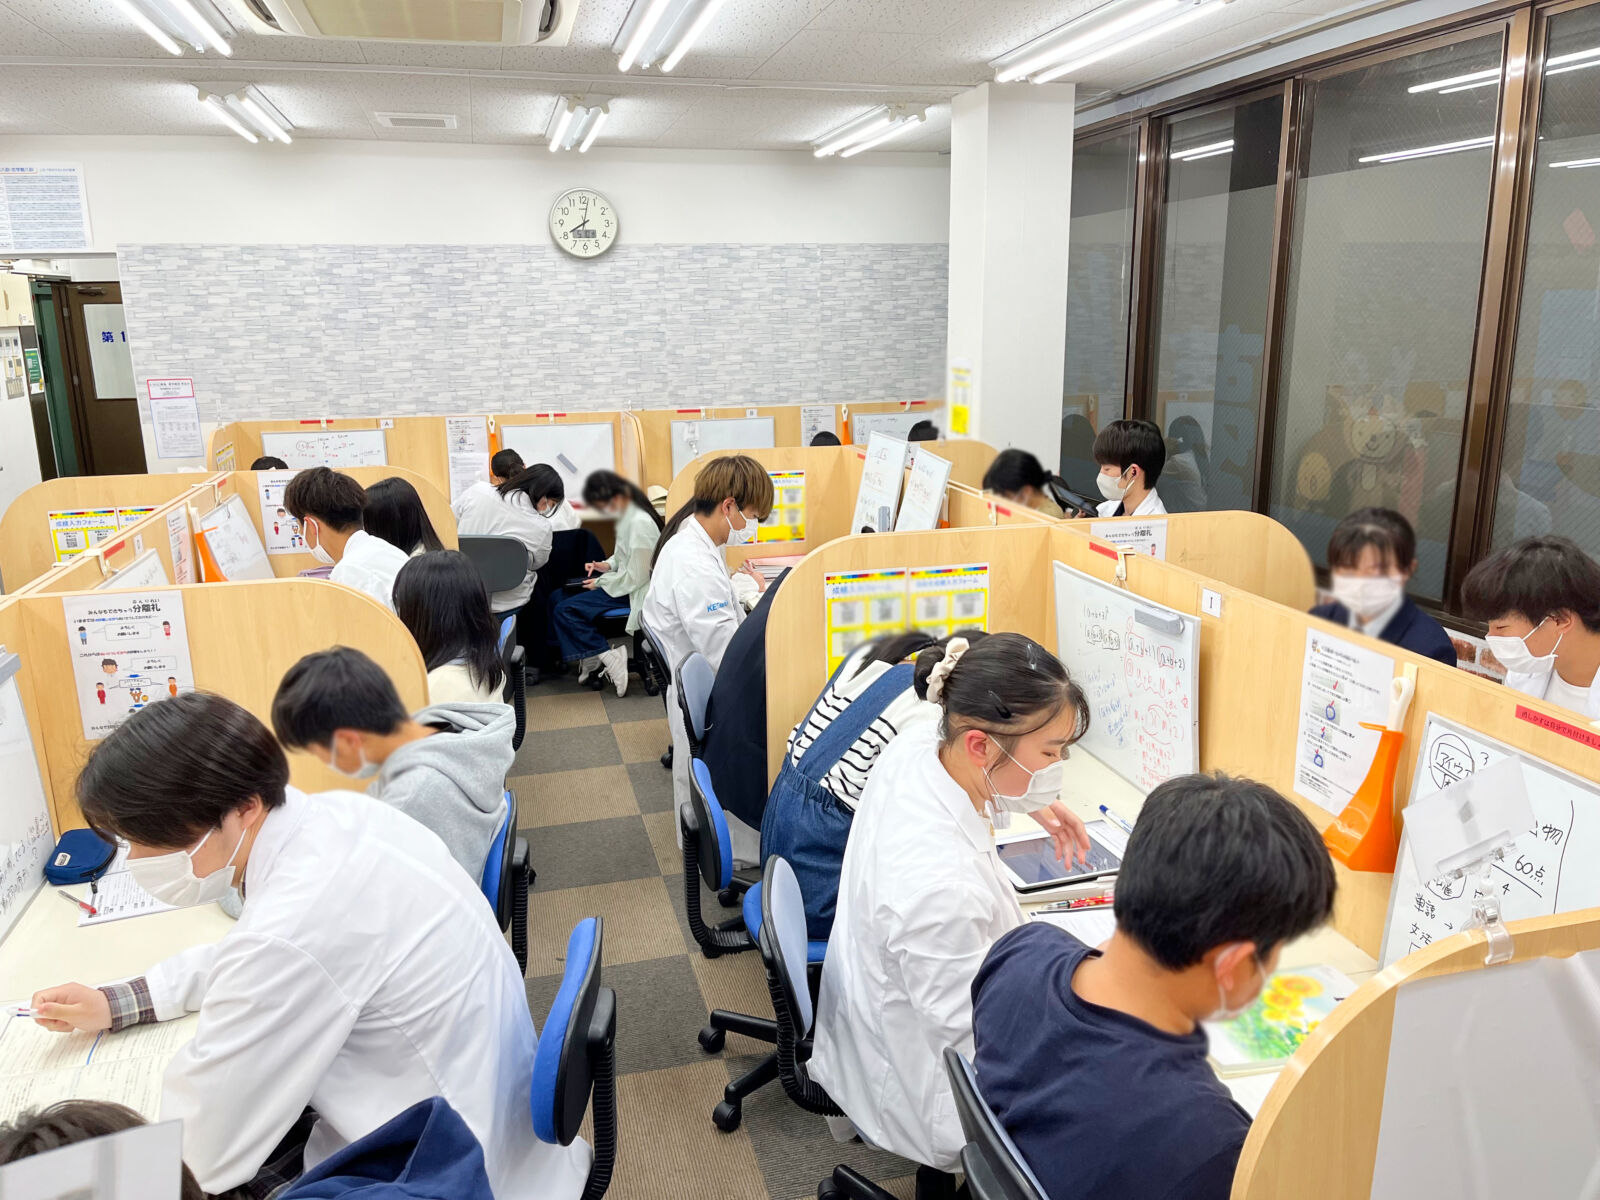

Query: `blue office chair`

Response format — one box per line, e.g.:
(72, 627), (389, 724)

(942, 1048), (1049, 1200)
(499, 614), (527, 752)
(675, 652), (755, 938)
(531, 917), (616, 1200)
(675, 650), (715, 759)
(479, 790), (532, 976)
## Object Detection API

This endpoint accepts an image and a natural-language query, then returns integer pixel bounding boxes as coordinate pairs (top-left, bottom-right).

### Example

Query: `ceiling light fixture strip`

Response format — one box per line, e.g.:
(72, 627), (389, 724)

(991, 0), (1228, 84)
(615, 0), (726, 74)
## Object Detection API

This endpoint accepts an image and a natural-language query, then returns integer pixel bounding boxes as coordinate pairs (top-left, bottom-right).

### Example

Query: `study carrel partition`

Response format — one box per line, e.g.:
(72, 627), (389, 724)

(0, 575), (428, 834)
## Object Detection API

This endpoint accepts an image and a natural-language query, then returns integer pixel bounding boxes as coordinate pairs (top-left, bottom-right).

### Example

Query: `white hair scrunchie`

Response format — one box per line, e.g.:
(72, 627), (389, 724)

(925, 637), (970, 705)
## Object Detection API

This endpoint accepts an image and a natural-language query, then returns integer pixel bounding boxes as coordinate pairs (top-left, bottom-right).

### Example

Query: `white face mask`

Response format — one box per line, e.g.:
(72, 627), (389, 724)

(126, 825), (248, 908)
(1096, 468), (1133, 503)
(536, 501), (557, 520)
(1486, 618), (1562, 676)
(983, 740), (1065, 811)
(303, 518), (335, 566)
(1208, 947), (1264, 1022)
(725, 507), (756, 547)
(329, 741), (380, 781)
(1330, 573), (1404, 620)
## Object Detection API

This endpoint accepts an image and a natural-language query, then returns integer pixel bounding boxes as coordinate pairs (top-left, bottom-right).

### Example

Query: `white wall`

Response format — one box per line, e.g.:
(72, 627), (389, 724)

(0, 136), (951, 247)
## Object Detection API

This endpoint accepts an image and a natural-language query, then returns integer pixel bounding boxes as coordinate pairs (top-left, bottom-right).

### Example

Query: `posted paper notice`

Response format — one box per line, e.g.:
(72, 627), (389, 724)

(1294, 629), (1395, 815)
(62, 590), (195, 741)
(800, 406), (836, 447)
(759, 470), (806, 543)
(1090, 518), (1169, 560)
(256, 470), (304, 555)
(446, 415), (490, 503)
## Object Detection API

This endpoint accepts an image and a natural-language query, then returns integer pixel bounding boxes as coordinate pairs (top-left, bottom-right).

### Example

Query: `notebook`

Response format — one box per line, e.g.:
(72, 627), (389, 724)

(1203, 964), (1355, 1077)
(0, 1011), (197, 1121)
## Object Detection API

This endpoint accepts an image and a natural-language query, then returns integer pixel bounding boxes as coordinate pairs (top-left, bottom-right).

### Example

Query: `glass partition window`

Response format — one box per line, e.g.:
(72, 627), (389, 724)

(1062, 129), (1139, 497)
(1267, 35), (1505, 598)
(1148, 94), (1284, 514)
(1494, 4), (1600, 561)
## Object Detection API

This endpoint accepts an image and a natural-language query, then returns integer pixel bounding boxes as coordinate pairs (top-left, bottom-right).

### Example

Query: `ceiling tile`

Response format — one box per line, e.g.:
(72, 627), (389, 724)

(358, 41), (504, 69)
(0, 2), (69, 54)
(226, 31), (369, 62)
(806, 0), (968, 35)
(748, 29), (929, 82)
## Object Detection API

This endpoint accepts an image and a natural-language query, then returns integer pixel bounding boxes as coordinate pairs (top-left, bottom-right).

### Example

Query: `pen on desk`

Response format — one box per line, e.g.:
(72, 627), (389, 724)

(1037, 895), (1115, 913)
(1098, 805), (1135, 835)
(57, 890), (98, 917)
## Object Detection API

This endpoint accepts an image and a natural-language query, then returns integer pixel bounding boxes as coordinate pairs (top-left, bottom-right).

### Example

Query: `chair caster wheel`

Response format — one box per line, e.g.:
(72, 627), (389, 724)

(660, 747), (673, 769)
(818, 1181), (841, 1199)
(717, 887), (738, 907)
(698, 1026), (725, 1053)
(712, 1100), (741, 1132)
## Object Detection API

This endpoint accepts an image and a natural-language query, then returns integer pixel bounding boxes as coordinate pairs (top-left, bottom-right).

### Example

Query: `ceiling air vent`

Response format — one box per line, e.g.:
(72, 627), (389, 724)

(231, 0), (576, 45)
(374, 113), (460, 130)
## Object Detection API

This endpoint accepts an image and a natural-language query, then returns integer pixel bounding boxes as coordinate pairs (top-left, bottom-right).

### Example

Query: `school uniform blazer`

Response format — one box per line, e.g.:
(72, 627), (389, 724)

(702, 568), (789, 828)
(1311, 597), (1456, 667)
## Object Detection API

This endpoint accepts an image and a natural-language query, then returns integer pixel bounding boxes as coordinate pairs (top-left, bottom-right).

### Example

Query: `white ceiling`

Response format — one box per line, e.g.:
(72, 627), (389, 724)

(0, 0), (1381, 150)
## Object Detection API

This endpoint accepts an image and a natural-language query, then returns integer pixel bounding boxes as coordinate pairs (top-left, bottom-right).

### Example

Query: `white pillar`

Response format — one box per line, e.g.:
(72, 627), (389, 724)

(946, 82), (1076, 455)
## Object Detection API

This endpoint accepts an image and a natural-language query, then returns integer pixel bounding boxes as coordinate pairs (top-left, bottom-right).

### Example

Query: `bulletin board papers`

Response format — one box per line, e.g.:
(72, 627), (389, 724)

(165, 507), (193, 585)
(0, 164), (91, 253)
(822, 564), (990, 673)
(445, 416), (490, 504)
(146, 379), (204, 460)
(62, 590), (194, 741)
(259, 428), (388, 470)
(908, 564), (989, 639)
(48, 508), (153, 562)
(94, 549), (169, 591)
(800, 406), (836, 447)
(851, 433), (910, 534)
(256, 471), (304, 556)
(1293, 630), (1396, 816)
(759, 471), (806, 543)
(895, 447), (952, 532)
(500, 422), (617, 504)
(1378, 715), (1600, 968)
(195, 494), (273, 582)
(1089, 518), (1168, 560)
(0, 652), (52, 943)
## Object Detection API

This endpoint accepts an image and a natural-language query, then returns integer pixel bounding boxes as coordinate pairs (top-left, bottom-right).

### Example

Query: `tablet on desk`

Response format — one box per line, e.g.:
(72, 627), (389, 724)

(997, 820), (1122, 893)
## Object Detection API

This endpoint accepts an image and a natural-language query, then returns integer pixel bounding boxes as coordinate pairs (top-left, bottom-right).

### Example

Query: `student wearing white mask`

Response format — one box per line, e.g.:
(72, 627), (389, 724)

(810, 633), (1092, 1189)
(1311, 507), (1455, 666)
(27, 692), (587, 1200)
(1463, 535), (1600, 719)
(1090, 418), (1169, 519)
(642, 456), (774, 862)
(283, 468), (410, 612)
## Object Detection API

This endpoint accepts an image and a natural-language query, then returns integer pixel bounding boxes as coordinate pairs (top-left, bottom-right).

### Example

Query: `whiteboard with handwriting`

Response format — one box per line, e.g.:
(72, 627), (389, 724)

(259, 429), (388, 469)
(670, 417), (774, 478)
(1052, 561), (1199, 793)
(195, 495), (273, 582)
(1379, 714), (1600, 968)
(0, 652), (52, 942)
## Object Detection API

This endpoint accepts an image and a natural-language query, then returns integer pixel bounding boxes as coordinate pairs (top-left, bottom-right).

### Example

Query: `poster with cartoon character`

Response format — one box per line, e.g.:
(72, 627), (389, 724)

(61, 590), (195, 740)
(256, 470), (304, 555)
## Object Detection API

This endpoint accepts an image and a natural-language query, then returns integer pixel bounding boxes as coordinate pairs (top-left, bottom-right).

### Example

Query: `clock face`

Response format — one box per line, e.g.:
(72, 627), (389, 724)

(549, 189), (618, 259)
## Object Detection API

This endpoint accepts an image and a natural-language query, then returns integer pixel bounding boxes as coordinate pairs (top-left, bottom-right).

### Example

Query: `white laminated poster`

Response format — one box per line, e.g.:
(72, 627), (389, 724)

(117, 506), (155, 529)
(1090, 518), (1169, 560)
(256, 470), (304, 555)
(62, 590), (195, 741)
(800, 405), (836, 447)
(1293, 629), (1396, 816)
(850, 433), (911, 534)
(48, 509), (120, 561)
(146, 379), (203, 459)
(164, 507), (193, 585)
(445, 416), (490, 503)
(94, 549), (169, 591)
(0, 164), (91, 253)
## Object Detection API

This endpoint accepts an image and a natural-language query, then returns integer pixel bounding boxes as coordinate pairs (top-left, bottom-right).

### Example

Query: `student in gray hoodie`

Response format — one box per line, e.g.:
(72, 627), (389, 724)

(270, 646), (514, 885)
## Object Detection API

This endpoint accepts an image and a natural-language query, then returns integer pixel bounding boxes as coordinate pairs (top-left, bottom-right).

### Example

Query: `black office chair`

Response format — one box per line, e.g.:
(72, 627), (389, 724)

(459, 534), (528, 597)
(942, 1048), (1048, 1200)
(638, 614), (675, 768)
(498, 614), (526, 752)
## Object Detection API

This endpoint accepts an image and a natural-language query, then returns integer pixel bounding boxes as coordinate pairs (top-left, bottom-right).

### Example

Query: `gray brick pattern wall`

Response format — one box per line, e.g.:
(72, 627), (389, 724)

(119, 243), (949, 422)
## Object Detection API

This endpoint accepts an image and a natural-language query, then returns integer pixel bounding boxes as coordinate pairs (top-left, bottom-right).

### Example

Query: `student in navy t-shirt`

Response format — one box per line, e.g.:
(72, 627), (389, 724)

(971, 773), (1338, 1200)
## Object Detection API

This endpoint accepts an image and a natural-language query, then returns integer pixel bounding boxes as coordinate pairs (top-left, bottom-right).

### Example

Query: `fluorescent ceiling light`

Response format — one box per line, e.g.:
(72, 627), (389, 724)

(578, 109), (609, 153)
(839, 112), (926, 158)
(992, 0), (1229, 84)
(812, 106), (926, 158)
(235, 94), (292, 143)
(167, 0), (232, 55)
(615, 0), (727, 73)
(108, 0), (182, 55)
(1358, 135), (1494, 164)
(1408, 67), (1499, 94)
(198, 87), (290, 144)
(201, 94), (257, 143)
(113, 0), (232, 56)
(1171, 138), (1233, 161)
(1550, 155), (1600, 169)
(1033, 0), (1227, 83)
(548, 98), (608, 152)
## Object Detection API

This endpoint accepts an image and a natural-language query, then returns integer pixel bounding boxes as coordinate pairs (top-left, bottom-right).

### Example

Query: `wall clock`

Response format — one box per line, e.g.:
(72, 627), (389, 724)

(549, 188), (618, 259)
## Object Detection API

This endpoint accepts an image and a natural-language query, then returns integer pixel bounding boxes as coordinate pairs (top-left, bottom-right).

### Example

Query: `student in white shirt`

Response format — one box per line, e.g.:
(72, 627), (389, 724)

(1463, 535), (1600, 718)
(641, 455), (774, 862)
(28, 693), (588, 1200)
(363, 476), (446, 558)
(1091, 418), (1169, 518)
(453, 464), (559, 617)
(284, 468), (410, 612)
(393, 550), (508, 705)
(810, 633), (1092, 1183)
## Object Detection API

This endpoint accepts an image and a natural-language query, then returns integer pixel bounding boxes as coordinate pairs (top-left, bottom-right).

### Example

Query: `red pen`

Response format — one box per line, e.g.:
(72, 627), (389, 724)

(57, 890), (98, 917)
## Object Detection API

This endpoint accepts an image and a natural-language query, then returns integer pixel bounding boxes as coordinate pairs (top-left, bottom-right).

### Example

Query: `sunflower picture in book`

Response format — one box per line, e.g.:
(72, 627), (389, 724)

(1204, 964), (1354, 1076)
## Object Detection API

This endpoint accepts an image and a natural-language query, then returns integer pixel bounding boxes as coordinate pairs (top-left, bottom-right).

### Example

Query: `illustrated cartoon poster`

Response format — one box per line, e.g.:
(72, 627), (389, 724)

(62, 590), (195, 741)
(256, 470), (304, 555)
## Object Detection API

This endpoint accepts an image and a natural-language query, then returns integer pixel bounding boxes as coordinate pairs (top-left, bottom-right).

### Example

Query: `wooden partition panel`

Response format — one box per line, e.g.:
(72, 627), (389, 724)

(209, 417), (451, 491)
(9, 578), (427, 832)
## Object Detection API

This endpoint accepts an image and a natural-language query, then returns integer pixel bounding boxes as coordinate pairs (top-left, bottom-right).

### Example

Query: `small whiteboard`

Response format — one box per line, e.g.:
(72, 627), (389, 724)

(1052, 561), (1200, 792)
(195, 495), (273, 581)
(670, 417), (775, 478)
(95, 548), (170, 590)
(1379, 714), (1600, 968)
(852, 411), (922, 443)
(500, 422), (617, 504)
(0, 652), (52, 942)
(260, 428), (388, 469)
(895, 447), (952, 532)
(851, 433), (910, 534)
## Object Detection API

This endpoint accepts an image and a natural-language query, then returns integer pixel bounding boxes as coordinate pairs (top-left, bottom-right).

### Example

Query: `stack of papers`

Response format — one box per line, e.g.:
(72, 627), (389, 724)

(0, 1011), (196, 1121)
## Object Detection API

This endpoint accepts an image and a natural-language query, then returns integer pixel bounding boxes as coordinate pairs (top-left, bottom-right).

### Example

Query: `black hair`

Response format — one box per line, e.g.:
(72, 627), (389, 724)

(1462, 535), (1600, 633)
(1167, 415), (1211, 479)
(363, 476), (445, 555)
(907, 421), (940, 442)
(77, 692), (289, 850)
(858, 629), (987, 675)
(271, 646), (409, 750)
(249, 455), (289, 471)
(810, 431), (842, 447)
(1093, 418), (1167, 487)
(583, 470), (664, 530)
(983, 449), (1049, 496)
(912, 632), (1089, 746)
(1326, 507), (1416, 573)
(490, 449), (525, 481)
(100, 658), (116, 669)
(1114, 773), (1336, 969)
(498, 462), (565, 508)
(282, 466), (366, 532)
(393, 551), (506, 695)
(0, 1102), (203, 1200)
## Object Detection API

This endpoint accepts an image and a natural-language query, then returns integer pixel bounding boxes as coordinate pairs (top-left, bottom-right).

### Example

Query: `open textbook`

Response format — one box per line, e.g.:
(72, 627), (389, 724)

(0, 1009), (195, 1121)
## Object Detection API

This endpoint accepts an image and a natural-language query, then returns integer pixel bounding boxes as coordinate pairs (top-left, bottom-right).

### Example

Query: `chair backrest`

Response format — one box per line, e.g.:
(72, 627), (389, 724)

(480, 790), (516, 924)
(639, 614), (674, 684)
(757, 856), (815, 1037)
(459, 535), (527, 596)
(688, 757), (733, 892)
(531, 917), (606, 1146)
(942, 1048), (1049, 1200)
(676, 651), (715, 746)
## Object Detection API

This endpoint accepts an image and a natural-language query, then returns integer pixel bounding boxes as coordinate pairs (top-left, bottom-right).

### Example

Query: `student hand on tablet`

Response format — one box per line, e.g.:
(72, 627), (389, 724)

(1032, 801), (1091, 868)
(30, 983), (112, 1033)
(584, 560), (609, 576)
